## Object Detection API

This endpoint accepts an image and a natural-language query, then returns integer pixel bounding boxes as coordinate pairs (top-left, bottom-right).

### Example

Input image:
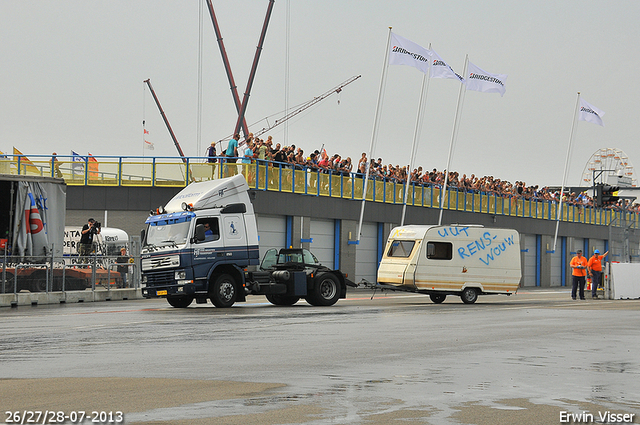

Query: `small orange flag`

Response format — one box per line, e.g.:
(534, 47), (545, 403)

(12, 147), (40, 174)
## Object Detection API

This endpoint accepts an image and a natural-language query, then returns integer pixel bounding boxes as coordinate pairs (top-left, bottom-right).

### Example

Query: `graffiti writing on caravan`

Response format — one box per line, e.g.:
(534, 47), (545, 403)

(452, 230), (516, 265)
(437, 226), (471, 238)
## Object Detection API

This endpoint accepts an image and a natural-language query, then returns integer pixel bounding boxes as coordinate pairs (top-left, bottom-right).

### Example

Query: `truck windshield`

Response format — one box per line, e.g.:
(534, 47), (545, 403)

(277, 249), (320, 265)
(144, 212), (195, 247)
(145, 220), (192, 246)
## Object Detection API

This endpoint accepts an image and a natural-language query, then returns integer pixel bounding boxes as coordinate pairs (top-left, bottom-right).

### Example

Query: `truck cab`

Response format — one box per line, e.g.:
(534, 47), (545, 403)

(140, 175), (259, 308)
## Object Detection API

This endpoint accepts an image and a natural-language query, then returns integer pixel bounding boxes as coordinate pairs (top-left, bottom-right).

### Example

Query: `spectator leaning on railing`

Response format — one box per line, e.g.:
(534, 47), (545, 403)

(208, 132), (635, 211)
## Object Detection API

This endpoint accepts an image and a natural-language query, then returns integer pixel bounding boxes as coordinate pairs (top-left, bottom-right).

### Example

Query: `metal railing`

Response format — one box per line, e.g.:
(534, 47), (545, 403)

(4, 154), (638, 228)
(1, 253), (139, 294)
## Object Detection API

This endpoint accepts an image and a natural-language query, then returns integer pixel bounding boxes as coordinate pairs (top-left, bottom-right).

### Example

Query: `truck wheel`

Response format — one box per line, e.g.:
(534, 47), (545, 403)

(306, 273), (340, 306)
(460, 287), (478, 304)
(167, 296), (194, 308)
(430, 293), (446, 304)
(210, 274), (237, 308)
(266, 294), (300, 306)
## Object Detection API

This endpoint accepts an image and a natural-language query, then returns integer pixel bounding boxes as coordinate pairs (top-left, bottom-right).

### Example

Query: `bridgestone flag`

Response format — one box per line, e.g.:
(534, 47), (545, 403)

(465, 61), (507, 97)
(430, 49), (463, 81)
(388, 32), (431, 74)
(579, 98), (605, 127)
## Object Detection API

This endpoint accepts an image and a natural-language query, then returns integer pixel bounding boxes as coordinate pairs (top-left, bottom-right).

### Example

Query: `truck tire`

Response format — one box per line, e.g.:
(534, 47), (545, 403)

(210, 274), (237, 308)
(306, 273), (340, 306)
(461, 287), (479, 304)
(430, 293), (446, 304)
(167, 295), (194, 308)
(266, 294), (300, 306)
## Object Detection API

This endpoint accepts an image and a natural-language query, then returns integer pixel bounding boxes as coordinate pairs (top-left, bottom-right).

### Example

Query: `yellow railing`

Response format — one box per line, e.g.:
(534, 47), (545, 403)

(4, 155), (638, 228)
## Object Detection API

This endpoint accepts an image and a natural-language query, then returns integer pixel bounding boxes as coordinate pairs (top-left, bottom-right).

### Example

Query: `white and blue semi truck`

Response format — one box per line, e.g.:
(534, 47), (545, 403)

(141, 174), (352, 308)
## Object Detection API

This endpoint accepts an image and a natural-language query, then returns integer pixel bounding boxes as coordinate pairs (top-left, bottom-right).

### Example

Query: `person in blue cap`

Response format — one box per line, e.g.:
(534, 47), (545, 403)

(587, 249), (609, 299)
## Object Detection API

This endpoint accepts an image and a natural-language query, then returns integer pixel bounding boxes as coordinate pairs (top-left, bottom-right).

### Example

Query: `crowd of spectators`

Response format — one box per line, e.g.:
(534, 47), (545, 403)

(211, 134), (638, 212)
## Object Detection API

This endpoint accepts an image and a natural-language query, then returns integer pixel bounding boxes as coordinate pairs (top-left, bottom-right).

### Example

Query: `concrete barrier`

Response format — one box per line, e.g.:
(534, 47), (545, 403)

(0, 288), (142, 308)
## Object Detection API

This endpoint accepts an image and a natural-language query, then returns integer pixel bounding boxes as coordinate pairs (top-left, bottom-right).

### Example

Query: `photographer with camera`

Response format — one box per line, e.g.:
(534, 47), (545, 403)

(78, 218), (101, 261)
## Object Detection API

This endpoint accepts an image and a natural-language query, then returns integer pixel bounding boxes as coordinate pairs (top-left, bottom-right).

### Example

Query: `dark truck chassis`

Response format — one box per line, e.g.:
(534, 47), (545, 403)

(142, 249), (356, 308)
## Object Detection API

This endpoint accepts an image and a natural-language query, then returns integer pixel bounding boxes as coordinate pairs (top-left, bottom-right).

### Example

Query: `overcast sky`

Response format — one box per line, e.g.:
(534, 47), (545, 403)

(1, 1), (639, 188)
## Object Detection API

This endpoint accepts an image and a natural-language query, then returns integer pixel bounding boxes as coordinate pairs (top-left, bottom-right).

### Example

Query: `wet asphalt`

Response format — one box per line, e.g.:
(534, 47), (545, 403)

(0, 288), (638, 424)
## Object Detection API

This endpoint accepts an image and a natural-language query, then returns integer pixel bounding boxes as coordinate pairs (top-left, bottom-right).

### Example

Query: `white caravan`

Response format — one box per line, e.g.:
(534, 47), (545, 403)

(377, 224), (521, 304)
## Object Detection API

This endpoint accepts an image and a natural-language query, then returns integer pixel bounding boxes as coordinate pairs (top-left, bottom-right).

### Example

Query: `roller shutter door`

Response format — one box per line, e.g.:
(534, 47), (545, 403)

(355, 222), (378, 284)
(523, 234), (537, 287)
(256, 214), (286, 260)
(571, 238), (585, 256)
(589, 239), (605, 257)
(310, 218), (335, 268)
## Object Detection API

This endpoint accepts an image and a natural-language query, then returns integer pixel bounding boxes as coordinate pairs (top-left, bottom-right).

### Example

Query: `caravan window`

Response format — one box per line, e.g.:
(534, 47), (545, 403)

(427, 242), (453, 260)
(387, 240), (415, 258)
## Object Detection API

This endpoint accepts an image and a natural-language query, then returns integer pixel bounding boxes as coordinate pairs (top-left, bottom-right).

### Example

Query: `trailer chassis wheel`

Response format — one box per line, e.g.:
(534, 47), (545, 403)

(306, 273), (340, 306)
(210, 274), (237, 308)
(167, 295), (194, 308)
(461, 287), (479, 304)
(266, 294), (300, 306)
(429, 293), (446, 304)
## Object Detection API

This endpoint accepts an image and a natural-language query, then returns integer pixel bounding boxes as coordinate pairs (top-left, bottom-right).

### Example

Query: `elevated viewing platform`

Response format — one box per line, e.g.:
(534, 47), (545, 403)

(3, 153), (639, 229)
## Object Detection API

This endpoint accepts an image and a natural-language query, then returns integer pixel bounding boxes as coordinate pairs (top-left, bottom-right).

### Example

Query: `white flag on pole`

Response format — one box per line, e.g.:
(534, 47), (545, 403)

(388, 32), (431, 74)
(430, 49), (464, 82)
(579, 98), (605, 127)
(144, 140), (155, 150)
(465, 61), (507, 97)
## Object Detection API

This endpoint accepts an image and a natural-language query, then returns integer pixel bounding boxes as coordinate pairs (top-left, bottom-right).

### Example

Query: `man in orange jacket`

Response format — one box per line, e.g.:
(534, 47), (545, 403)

(570, 249), (588, 300)
(587, 249), (609, 299)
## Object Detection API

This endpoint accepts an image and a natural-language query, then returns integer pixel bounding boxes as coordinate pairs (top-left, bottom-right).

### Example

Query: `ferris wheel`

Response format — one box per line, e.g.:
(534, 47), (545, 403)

(580, 148), (637, 187)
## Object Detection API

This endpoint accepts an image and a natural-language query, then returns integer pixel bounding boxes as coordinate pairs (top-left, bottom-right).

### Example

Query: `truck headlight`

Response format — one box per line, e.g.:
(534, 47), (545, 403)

(175, 270), (186, 280)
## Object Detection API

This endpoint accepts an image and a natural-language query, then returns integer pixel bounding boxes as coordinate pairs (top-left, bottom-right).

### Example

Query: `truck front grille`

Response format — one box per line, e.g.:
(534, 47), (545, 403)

(146, 271), (175, 286)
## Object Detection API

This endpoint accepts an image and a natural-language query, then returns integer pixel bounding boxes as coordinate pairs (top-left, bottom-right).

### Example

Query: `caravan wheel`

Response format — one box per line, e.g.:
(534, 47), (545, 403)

(460, 287), (479, 304)
(429, 294), (446, 304)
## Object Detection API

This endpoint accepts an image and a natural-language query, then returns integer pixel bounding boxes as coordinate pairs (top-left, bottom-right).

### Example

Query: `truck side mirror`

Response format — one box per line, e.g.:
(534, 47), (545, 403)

(194, 224), (206, 242)
(140, 229), (146, 243)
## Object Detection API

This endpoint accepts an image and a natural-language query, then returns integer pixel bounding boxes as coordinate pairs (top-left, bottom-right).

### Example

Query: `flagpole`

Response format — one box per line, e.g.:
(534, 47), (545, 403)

(142, 81), (146, 159)
(401, 56), (431, 226)
(357, 27), (392, 242)
(438, 54), (468, 226)
(553, 92), (581, 252)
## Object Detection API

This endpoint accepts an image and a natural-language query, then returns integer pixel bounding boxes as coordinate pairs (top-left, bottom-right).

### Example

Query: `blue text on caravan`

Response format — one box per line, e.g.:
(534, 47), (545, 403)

(437, 228), (516, 265)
